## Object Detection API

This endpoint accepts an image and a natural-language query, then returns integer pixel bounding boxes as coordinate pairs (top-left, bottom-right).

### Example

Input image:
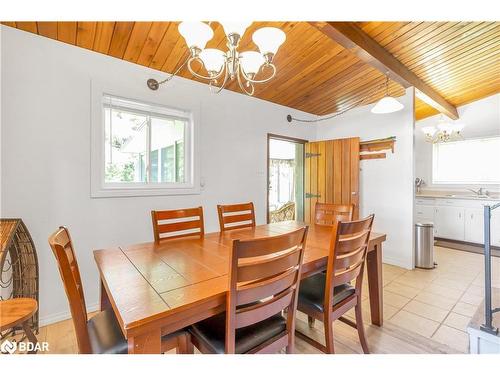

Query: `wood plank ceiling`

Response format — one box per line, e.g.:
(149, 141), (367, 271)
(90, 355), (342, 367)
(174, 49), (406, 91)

(2, 21), (499, 120)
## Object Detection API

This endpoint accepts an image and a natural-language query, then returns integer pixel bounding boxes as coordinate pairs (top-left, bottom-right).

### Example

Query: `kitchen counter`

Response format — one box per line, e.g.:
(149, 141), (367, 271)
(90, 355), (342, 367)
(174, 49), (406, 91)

(416, 192), (500, 202)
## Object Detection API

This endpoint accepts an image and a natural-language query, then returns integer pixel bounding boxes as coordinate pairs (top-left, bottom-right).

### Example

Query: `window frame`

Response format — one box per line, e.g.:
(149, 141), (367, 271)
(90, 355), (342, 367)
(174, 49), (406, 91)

(91, 82), (200, 198)
(432, 136), (500, 185)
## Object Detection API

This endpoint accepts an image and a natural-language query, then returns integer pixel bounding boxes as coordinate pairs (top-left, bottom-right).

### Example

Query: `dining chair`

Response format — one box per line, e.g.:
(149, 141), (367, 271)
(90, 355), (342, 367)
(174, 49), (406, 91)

(217, 202), (256, 232)
(188, 226), (308, 354)
(151, 206), (205, 243)
(314, 203), (354, 226)
(48, 226), (191, 354)
(295, 215), (374, 354)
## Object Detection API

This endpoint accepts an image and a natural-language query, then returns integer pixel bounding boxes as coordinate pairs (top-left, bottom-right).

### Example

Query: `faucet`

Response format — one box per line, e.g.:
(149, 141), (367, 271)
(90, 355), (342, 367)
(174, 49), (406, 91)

(467, 187), (489, 196)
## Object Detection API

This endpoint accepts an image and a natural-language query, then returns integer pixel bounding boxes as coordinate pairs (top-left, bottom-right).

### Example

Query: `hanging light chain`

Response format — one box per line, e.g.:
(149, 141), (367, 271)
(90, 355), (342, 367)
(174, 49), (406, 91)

(287, 80), (388, 123)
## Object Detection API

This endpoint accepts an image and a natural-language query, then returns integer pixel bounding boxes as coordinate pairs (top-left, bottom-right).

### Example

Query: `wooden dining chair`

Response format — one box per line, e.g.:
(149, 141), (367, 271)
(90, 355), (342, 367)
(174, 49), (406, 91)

(48, 226), (191, 354)
(188, 227), (308, 354)
(295, 215), (374, 354)
(151, 207), (205, 243)
(314, 203), (354, 226)
(217, 202), (256, 232)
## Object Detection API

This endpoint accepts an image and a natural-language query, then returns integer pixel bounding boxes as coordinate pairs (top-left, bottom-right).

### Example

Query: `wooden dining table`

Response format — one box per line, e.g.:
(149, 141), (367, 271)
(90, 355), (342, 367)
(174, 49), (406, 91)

(94, 221), (386, 354)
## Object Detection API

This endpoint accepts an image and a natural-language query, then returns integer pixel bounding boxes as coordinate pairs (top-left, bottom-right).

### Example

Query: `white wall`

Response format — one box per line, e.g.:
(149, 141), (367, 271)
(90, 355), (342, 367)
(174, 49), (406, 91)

(415, 94), (500, 192)
(0, 27), (316, 324)
(315, 89), (415, 269)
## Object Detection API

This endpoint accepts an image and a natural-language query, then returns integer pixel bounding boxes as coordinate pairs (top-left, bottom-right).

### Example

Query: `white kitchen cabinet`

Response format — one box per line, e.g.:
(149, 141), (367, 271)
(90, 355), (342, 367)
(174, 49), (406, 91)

(434, 206), (465, 241)
(434, 205), (465, 240)
(415, 196), (500, 245)
(465, 208), (484, 244)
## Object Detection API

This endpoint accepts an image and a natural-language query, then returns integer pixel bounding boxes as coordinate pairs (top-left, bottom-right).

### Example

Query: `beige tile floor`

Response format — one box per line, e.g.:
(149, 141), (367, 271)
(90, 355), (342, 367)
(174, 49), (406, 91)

(365, 245), (500, 353)
(5, 246), (496, 354)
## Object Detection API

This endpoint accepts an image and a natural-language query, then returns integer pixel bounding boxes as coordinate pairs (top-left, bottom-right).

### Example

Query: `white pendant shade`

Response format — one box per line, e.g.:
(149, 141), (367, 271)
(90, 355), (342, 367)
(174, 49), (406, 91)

(178, 22), (213, 50)
(239, 51), (265, 75)
(220, 21), (252, 37)
(252, 27), (286, 55)
(371, 96), (404, 114)
(199, 48), (225, 73)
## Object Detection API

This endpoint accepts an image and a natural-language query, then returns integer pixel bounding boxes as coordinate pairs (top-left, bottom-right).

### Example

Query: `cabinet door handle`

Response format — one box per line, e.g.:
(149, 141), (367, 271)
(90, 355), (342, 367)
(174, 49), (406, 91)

(459, 213), (462, 219)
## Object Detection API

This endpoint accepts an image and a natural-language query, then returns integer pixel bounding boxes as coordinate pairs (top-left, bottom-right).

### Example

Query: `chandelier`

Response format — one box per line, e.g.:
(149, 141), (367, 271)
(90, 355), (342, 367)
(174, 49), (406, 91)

(421, 115), (466, 143)
(147, 22), (286, 96)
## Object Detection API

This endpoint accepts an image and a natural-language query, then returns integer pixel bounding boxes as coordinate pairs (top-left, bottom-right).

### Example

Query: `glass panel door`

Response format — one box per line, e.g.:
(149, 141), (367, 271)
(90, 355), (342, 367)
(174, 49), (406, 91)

(268, 136), (305, 223)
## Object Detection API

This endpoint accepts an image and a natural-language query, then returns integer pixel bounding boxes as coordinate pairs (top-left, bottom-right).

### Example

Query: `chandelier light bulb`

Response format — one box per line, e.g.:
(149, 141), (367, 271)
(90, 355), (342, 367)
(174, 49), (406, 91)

(220, 21), (252, 38)
(454, 122), (466, 132)
(437, 122), (453, 134)
(421, 126), (437, 137)
(252, 27), (286, 56)
(199, 48), (225, 73)
(178, 22), (214, 50)
(239, 51), (265, 76)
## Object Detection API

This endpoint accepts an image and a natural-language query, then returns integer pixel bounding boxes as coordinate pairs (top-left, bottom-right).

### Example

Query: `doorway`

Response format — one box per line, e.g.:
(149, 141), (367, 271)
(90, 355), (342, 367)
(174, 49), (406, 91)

(267, 134), (306, 223)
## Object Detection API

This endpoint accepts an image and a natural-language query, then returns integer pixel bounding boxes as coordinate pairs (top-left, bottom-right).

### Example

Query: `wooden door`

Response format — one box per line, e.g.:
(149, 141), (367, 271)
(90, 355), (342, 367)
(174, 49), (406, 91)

(304, 138), (360, 223)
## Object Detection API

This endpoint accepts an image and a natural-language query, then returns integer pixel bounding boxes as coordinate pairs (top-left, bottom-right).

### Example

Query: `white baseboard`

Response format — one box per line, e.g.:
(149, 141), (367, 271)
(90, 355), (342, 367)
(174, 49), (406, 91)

(39, 301), (99, 327)
(382, 255), (413, 270)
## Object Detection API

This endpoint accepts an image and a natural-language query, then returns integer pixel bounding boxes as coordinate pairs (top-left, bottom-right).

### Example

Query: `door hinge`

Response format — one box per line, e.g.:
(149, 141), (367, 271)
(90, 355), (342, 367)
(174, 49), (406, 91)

(305, 193), (321, 198)
(305, 152), (321, 158)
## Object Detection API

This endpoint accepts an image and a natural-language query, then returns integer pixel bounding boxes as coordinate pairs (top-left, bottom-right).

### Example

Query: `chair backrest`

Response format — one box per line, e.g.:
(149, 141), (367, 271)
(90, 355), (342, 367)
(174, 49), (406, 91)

(315, 203), (354, 226)
(225, 227), (308, 353)
(151, 207), (205, 242)
(324, 215), (374, 307)
(217, 202), (256, 232)
(48, 226), (92, 354)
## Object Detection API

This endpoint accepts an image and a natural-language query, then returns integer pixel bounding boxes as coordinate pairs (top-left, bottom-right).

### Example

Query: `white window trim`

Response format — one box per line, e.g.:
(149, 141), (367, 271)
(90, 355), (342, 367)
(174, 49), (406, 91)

(432, 136), (500, 185)
(91, 80), (201, 198)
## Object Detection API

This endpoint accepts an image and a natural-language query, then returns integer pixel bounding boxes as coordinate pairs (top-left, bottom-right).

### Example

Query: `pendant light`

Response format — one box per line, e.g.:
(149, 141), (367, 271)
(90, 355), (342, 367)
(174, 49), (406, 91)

(371, 75), (404, 114)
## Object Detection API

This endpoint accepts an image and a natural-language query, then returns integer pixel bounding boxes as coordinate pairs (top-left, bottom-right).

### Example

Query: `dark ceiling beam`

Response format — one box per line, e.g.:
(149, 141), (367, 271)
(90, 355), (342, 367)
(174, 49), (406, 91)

(310, 21), (459, 119)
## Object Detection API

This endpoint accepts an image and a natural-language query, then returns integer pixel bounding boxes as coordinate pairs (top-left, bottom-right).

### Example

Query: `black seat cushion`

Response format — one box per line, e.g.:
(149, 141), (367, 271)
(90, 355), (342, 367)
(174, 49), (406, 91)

(189, 312), (286, 354)
(298, 273), (355, 313)
(87, 308), (128, 354)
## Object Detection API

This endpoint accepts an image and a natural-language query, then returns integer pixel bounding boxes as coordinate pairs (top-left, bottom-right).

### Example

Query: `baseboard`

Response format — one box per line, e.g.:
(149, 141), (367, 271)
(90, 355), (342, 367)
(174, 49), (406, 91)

(382, 255), (413, 270)
(435, 238), (500, 257)
(39, 301), (99, 327)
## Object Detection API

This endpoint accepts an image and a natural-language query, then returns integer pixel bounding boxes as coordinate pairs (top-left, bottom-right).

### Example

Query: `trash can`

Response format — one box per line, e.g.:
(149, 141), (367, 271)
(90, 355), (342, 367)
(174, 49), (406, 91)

(415, 222), (436, 269)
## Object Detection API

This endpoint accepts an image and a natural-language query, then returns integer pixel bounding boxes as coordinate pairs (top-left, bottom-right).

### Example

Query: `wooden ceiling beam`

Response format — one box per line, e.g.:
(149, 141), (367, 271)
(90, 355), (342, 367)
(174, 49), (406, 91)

(311, 21), (459, 119)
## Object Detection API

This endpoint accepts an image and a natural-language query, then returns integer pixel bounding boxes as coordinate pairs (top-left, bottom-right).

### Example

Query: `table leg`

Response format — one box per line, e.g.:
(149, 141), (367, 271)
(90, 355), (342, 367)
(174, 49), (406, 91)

(22, 321), (38, 354)
(128, 329), (162, 354)
(99, 279), (111, 312)
(366, 243), (383, 326)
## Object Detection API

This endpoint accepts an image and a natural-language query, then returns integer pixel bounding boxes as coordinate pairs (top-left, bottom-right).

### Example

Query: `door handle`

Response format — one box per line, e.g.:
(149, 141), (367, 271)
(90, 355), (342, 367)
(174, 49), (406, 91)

(305, 193), (321, 198)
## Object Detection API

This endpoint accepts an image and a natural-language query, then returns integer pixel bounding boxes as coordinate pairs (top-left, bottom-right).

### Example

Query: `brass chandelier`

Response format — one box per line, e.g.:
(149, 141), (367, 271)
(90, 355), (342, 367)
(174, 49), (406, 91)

(421, 114), (466, 144)
(147, 22), (286, 96)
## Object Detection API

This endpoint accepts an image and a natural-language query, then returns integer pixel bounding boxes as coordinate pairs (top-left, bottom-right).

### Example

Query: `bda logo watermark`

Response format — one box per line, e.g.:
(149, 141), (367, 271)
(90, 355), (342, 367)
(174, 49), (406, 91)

(1, 339), (49, 354)
(1, 339), (17, 354)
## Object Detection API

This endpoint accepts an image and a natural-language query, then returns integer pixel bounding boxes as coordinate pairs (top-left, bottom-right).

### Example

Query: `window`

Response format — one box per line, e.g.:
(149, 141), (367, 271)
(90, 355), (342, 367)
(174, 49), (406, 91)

(432, 137), (500, 184)
(92, 92), (198, 197)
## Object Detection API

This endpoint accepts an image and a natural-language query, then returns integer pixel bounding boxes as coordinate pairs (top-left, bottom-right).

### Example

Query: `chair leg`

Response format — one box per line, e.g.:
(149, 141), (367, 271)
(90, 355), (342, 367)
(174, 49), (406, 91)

(324, 314), (335, 354)
(307, 316), (315, 328)
(354, 300), (369, 354)
(176, 332), (194, 354)
(285, 338), (294, 354)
